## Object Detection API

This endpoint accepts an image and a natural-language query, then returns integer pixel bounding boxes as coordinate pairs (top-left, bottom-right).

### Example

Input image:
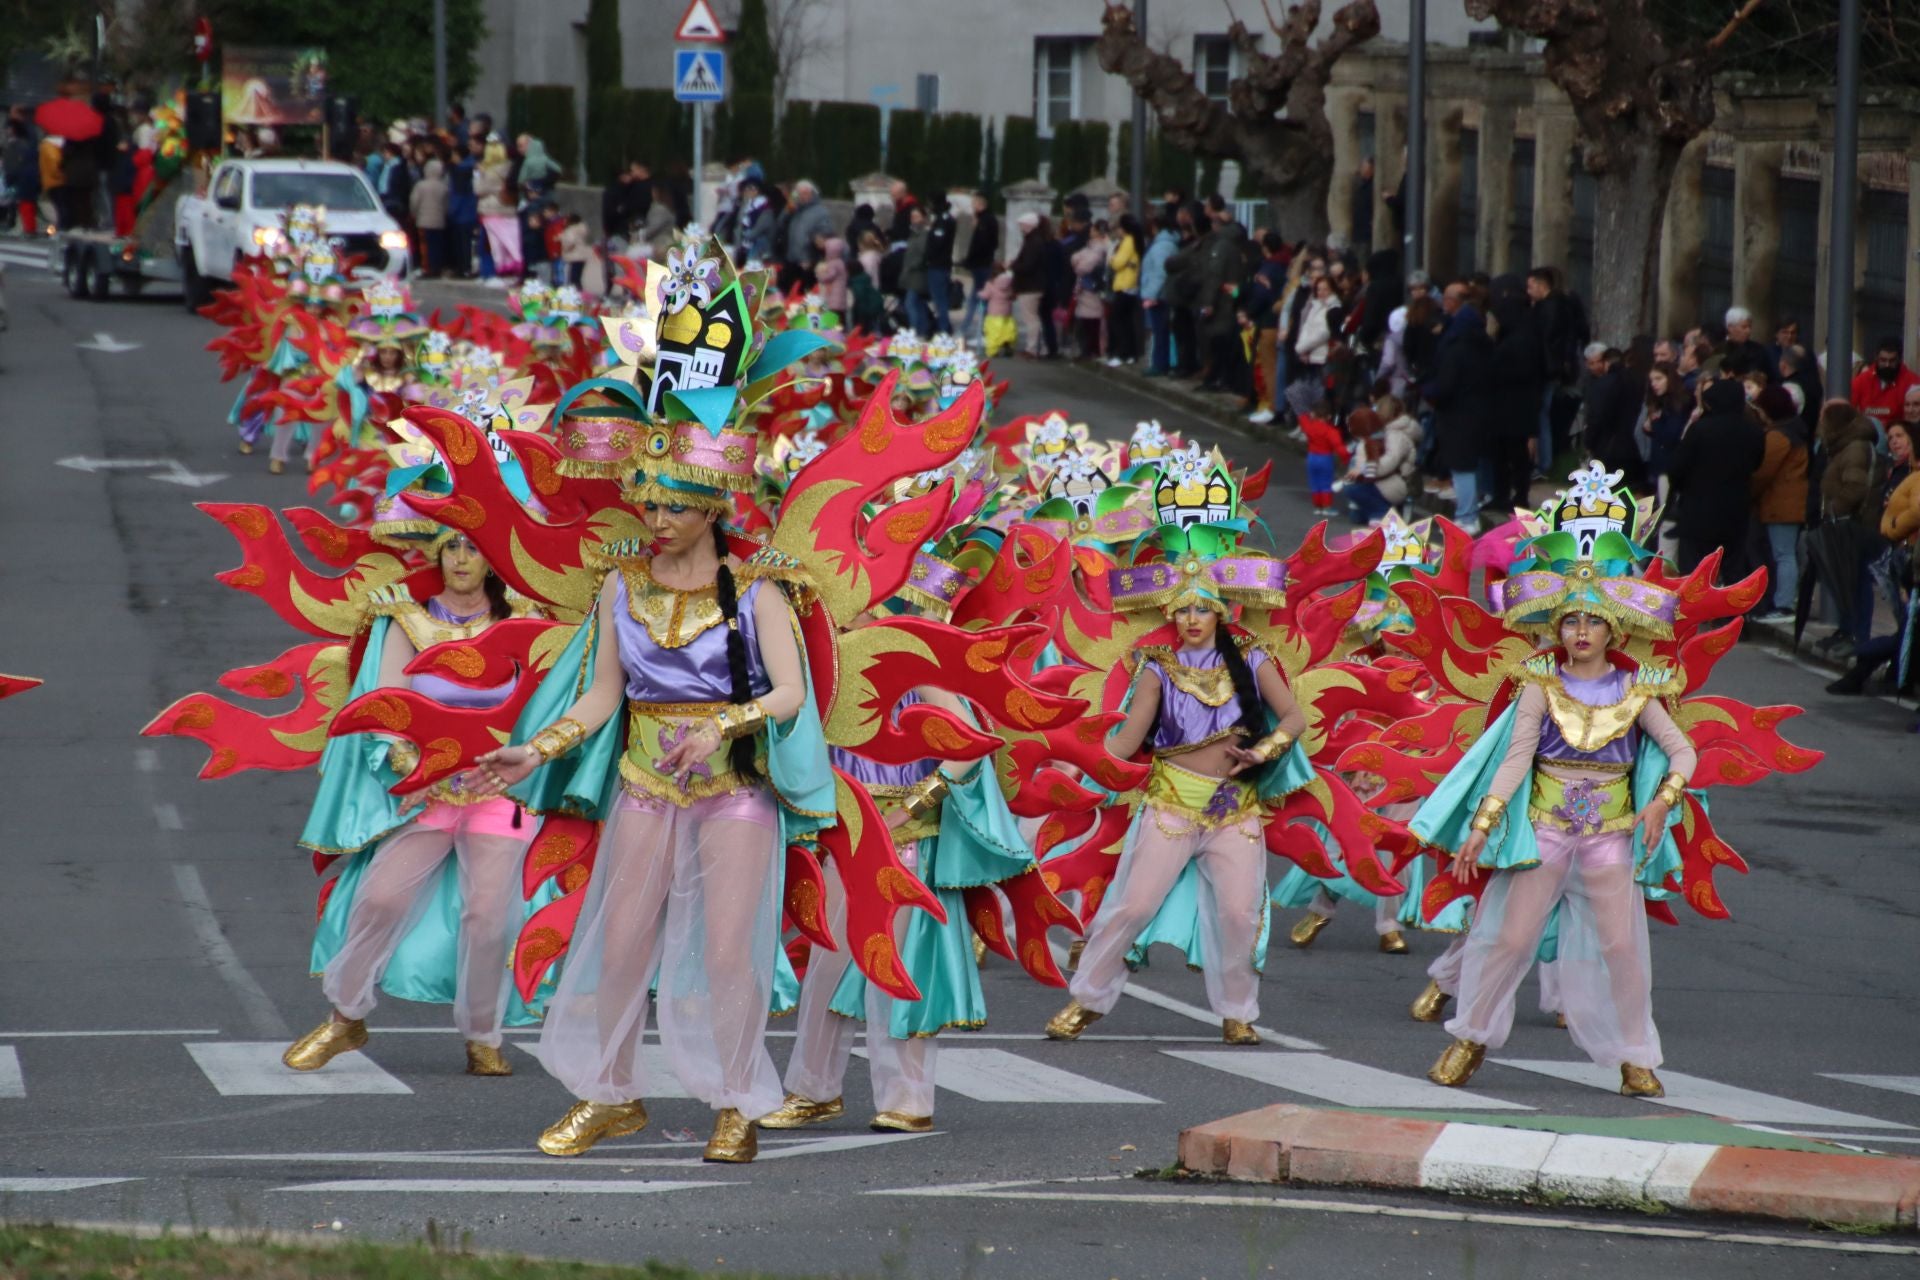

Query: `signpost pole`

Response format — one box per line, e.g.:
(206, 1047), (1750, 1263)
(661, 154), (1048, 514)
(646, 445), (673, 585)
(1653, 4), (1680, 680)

(693, 100), (706, 232)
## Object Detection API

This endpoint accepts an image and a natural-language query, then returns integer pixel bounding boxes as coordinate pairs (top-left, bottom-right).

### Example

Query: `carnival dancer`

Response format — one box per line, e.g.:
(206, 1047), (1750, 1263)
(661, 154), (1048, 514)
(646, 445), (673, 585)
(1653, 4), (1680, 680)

(467, 389), (836, 1163)
(284, 478), (547, 1075)
(763, 557), (1035, 1135)
(1412, 465), (1696, 1095)
(1046, 448), (1312, 1045)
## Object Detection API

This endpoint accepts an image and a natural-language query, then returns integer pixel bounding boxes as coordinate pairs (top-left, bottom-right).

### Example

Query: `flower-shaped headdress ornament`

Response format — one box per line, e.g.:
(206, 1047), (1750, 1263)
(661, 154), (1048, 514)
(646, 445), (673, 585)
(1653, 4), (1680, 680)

(1490, 461), (1677, 639)
(1107, 447), (1283, 618)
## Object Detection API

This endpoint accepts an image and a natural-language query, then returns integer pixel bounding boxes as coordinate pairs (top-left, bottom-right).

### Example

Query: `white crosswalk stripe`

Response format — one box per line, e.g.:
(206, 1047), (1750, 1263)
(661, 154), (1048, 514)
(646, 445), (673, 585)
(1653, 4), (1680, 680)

(1822, 1074), (1920, 1100)
(851, 1046), (1159, 1104)
(0, 1178), (141, 1192)
(1499, 1060), (1916, 1130)
(0, 1045), (22, 1098)
(186, 1041), (412, 1096)
(1164, 1050), (1532, 1111)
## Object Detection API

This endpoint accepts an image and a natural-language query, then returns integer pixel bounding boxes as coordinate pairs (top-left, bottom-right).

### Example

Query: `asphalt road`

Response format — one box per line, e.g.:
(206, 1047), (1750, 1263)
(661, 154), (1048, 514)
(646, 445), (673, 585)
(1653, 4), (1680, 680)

(1, 259), (1916, 1279)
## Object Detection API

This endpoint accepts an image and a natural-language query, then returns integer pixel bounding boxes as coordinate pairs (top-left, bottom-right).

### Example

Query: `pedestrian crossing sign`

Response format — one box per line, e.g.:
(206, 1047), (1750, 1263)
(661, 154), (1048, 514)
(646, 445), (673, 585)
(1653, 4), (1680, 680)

(674, 49), (726, 103)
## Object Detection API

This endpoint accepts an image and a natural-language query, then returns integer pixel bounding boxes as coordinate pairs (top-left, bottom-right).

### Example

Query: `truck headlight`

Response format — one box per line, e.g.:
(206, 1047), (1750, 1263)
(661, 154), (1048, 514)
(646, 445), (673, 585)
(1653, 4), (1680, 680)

(251, 225), (284, 249)
(379, 230), (409, 251)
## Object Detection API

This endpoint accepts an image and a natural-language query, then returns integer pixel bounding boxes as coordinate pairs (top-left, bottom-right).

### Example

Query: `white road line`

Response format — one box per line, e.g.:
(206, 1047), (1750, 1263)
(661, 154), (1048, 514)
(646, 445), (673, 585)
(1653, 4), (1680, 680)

(153, 803), (184, 831)
(275, 1179), (727, 1195)
(0, 1046), (22, 1097)
(0, 1028), (222, 1038)
(854, 1046), (1158, 1104)
(1822, 1073), (1920, 1099)
(0, 1178), (142, 1193)
(1164, 1050), (1532, 1111)
(867, 1183), (1920, 1257)
(1046, 941), (1324, 1051)
(135, 747), (159, 772)
(192, 1152), (695, 1168)
(186, 1042), (411, 1097)
(1498, 1060), (1913, 1130)
(171, 865), (290, 1038)
(754, 1132), (935, 1159)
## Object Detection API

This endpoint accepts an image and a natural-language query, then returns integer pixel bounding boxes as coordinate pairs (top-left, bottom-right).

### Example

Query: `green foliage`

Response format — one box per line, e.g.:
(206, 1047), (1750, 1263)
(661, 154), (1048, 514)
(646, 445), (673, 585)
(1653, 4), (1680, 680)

(886, 107), (929, 193)
(1117, 119), (1198, 201)
(933, 113), (984, 192)
(716, 90), (775, 166)
(774, 99), (814, 183)
(809, 100), (882, 195)
(983, 121), (1000, 199)
(1047, 119), (1110, 194)
(1001, 115), (1039, 186)
(732, 0), (776, 95)
(202, 0), (487, 125)
(584, 0), (621, 96)
(587, 88), (693, 185)
(508, 85), (580, 180)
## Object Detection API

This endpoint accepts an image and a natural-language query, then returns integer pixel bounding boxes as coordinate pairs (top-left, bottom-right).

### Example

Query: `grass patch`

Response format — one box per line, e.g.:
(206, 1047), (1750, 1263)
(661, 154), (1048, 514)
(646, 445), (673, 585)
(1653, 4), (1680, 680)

(0, 1223), (811, 1280)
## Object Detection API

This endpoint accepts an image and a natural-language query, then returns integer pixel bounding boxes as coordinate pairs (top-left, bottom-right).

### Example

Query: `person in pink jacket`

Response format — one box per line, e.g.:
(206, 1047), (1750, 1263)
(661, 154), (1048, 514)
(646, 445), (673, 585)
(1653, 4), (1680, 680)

(980, 264), (1015, 357)
(814, 236), (849, 313)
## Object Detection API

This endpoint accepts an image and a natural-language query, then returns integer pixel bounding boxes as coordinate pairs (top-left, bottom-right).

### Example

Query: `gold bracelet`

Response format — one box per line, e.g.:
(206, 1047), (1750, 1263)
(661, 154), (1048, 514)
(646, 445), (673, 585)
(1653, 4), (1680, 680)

(527, 717), (587, 762)
(1654, 771), (1687, 809)
(901, 771), (951, 823)
(1246, 729), (1295, 764)
(1469, 795), (1507, 835)
(387, 739), (420, 776)
(712, 699), (768, 742)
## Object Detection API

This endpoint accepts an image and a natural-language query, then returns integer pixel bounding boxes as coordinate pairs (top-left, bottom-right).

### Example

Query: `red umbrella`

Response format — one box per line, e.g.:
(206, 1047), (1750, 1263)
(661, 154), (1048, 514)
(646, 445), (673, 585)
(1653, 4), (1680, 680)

(35, 97), (104, 142)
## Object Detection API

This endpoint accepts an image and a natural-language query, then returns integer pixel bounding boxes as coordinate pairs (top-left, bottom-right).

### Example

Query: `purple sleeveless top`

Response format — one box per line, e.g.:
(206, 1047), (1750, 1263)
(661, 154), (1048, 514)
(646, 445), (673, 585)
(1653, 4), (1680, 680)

(829, 692), (935, 784)
(610, 571), (773, 703)
(406, 598), (513, 709)
(1535, 666), (1637, 765)
(1147, 646), (1270, 753)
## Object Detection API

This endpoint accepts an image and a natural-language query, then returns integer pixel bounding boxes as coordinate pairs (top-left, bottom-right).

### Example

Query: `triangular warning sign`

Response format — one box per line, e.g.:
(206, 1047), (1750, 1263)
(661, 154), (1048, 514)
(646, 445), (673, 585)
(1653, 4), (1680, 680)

(675, 0), (726, 42)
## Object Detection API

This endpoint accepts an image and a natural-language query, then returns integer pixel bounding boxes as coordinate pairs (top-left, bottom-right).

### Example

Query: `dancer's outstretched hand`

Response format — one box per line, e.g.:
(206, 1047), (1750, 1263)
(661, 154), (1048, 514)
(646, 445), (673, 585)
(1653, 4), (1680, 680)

(472, 744), (538, 796)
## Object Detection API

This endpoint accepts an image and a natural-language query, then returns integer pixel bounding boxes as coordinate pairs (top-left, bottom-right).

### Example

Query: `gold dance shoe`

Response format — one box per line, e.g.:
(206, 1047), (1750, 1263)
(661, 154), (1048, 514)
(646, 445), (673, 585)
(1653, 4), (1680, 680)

(1620, 1065), (1665, 1098)
(464, 1041), (512, 1076)
(268, 458), (286, 475)
(870, 1111), (934, 1133)
(1379, 930), (1410, 955)
(1408, 980), (1452, 1023)
(237, 440), (253, 455)
(1044, 999), (1102, 1041)
(757, 1093), (844, 1129)
(1066, 939), (1086, 971)
(1555, 1012), (1569, 1029)
(1290, 912), (1331, 949)
(537, 1099), (648, 1157)
(1222, 1018), (1262, 1046)
(704, 1108), (758, 1163)
(1427, 1038), (1487, 1087)
(973, 935), (989, 966)
(282, 1017), (366, 1071)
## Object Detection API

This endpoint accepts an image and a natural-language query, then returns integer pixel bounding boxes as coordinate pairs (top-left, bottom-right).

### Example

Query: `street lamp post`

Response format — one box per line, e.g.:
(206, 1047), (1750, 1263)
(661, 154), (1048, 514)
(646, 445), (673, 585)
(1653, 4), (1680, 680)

(1825, 0), (1860, 382)
(1405, 0), (1426, 276)
(433, 0), (449, 131)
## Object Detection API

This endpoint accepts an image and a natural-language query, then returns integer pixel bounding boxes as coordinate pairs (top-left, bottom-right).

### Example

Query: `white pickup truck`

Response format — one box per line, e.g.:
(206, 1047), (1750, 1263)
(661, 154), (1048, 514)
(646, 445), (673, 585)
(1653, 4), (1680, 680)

(173, 158), (411, 309)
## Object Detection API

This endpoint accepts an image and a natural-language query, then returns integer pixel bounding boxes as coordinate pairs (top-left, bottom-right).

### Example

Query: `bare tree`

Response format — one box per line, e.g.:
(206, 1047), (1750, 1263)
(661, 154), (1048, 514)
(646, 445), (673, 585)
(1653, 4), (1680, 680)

(769, 0), (834, 111)
(1095, 1), (1380, 239)
(1466, 0), (1763, 339)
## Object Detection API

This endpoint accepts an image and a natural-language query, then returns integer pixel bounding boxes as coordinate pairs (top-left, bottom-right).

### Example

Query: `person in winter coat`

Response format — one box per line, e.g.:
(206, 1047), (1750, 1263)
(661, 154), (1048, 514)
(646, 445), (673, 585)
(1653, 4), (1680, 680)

(639, 179), (680, 260)
(2, 118), (39, 237)
(1485, 290), (1545, 516)
(1422, 285), (1496, 524)
(1070, 224), (1110, 359)
(813, 236), (849, 313)
(1668, 374), (1766, 578)
(409, 159), (449, 277)
(1300, 411), (1350, 510)
(1196, 205), (1249, 393)
(900, 206), (932, 336)
(980, 264), (1016, 357)
(1581, 344), (1646, 491)
(1850, 338), (1919, 434)
(958, 193), (1000, 341)
(1160, 204), (1207, 377)
(1748, 384), (1810, 620)
(1010, 213), (1050, 357)
(558, 213), (592, 287)
(1105, 216), (1143, 366)
(783, 181), (835, 283)
(1139, 217), (1179, 375)
(1828, 415), (1918, 694)
(923, 199), (957, 336)
(1288, 276), (1339, 419)
(1342, 402), (1420, 523)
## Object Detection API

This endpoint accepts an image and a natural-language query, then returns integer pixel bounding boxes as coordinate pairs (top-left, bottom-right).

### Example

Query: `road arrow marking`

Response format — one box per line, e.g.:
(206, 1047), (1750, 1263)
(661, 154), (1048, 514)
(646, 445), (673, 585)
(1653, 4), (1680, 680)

(77, 332), (141, 353)
(55, 456), (226, 487)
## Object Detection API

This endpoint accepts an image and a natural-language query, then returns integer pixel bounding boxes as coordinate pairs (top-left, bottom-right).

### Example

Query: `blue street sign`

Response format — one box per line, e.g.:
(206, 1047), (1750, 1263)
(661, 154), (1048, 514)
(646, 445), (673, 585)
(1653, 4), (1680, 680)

(674, 49), (726, 103)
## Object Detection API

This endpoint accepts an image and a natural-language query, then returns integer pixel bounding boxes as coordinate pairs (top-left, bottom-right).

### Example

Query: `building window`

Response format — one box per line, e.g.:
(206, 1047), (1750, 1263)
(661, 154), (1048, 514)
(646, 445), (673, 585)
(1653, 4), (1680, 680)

(1193, 35), (1232, 102)
(1033, 39), (1080, 137)
(915, 73), (940, 114)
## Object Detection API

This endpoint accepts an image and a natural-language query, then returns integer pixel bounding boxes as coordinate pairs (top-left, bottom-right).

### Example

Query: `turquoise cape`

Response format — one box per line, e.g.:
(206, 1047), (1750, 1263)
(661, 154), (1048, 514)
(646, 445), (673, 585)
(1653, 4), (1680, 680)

(826, 762), (1034, 1037)
(298, 616), (556, 1020)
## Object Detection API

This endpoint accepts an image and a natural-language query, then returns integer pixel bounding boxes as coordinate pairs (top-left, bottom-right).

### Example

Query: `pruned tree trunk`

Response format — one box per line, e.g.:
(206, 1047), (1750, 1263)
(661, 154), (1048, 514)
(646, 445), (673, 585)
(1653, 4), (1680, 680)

(1095, 2), (1379, 239)
(1591, 142), (1681, 338)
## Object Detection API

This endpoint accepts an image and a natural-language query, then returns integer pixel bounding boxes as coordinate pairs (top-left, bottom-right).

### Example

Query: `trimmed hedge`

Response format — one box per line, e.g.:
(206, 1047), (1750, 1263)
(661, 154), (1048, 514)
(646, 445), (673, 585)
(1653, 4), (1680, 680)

(810, 101), (882, 196)
(983, 121), (1001, 198)
(1001, 115), (1039, 185)
(1047, 119), (1110, 194)
(885, 108), (929, 196)
(508, 85), (580, 181)
(716, 90), (776, 168)
(587, 87), (692, 186)
(1117, 119), (1198, 201)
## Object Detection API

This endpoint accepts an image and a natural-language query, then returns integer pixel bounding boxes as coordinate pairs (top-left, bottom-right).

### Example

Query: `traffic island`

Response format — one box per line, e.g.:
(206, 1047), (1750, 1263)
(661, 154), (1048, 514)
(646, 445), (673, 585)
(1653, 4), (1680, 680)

(1179, 1104), (1920, 1230)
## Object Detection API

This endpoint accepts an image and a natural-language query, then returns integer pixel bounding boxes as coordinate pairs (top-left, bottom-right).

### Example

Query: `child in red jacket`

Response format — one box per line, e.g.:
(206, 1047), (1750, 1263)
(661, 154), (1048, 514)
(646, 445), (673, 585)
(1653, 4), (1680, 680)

(1300, 410), (1350, 510)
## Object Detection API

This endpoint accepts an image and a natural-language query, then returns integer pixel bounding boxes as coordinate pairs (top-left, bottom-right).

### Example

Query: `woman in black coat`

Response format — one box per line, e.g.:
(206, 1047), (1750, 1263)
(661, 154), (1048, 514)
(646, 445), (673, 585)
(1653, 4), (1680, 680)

(1423, 301), (1496, 522)
(1667, 375), (1766, 579)
(1486, 293), (1545, 515)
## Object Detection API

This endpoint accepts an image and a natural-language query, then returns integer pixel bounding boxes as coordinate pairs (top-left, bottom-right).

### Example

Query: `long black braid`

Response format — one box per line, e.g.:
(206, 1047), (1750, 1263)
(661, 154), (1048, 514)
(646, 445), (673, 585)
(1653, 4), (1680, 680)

(712, 520), (760, 779)
(1215, 626), (1267, 743)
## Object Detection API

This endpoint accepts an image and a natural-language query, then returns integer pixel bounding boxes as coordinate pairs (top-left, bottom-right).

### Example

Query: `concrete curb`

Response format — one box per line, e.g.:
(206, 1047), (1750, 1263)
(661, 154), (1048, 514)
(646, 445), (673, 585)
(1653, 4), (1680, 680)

(1180, 1104), (1920, 1229)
